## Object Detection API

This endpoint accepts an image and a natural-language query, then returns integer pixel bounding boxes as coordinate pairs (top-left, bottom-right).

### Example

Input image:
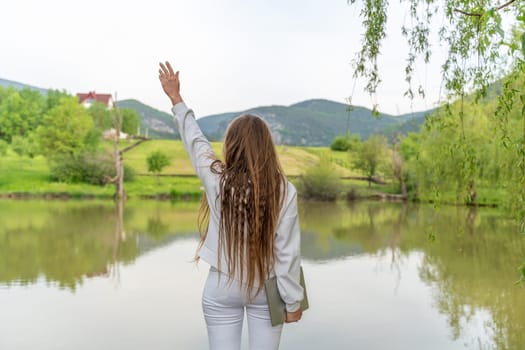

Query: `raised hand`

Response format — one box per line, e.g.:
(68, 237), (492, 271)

(158, 61), (183, 105)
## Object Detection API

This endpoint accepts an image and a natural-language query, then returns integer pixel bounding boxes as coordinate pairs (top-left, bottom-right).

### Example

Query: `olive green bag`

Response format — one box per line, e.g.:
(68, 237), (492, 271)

(264, 267), (309, 326)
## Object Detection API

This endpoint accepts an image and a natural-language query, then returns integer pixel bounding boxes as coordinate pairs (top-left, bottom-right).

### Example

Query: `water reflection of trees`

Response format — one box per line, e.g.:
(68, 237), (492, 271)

(0, 202), (129, 289)
(1, 200), (524, 348)
(299, 201), (525, 350)
(417, 210), (525, 350)
(299, 201), (403, 261)
(0, 201), (200, 290)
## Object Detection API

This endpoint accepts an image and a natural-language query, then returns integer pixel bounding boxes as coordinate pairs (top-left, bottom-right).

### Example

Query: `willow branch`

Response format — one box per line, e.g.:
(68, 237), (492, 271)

(454, 0), (517, 17)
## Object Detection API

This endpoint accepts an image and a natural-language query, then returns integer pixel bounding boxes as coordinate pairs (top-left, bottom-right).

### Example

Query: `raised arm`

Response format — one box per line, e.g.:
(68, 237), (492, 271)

(158, 61), (217, 189)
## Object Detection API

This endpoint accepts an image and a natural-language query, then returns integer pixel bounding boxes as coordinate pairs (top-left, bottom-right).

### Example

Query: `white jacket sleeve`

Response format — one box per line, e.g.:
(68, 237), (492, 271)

(171, 102), (217, 190)
(274, 185), (304, 312)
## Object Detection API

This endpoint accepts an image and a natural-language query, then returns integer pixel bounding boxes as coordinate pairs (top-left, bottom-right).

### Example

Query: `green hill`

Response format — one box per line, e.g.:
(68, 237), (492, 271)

(118, 98), (432, 146)
(117, 99), (179, 139)
(197, 99), (431, 146)
(0, 78), (49, 94)
(385, 109), (436, 136)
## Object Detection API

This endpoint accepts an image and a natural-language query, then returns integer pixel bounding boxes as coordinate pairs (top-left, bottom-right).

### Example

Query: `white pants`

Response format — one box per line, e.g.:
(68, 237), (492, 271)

(202, 268), (283, 350)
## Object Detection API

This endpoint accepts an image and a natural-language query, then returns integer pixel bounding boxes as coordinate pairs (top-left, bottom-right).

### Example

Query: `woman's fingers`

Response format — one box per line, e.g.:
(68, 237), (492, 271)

(158, 60), (181, 104)
(159, 62), (170, 76)
(166, 61), (175, 76)
(159, 61), (179, 84)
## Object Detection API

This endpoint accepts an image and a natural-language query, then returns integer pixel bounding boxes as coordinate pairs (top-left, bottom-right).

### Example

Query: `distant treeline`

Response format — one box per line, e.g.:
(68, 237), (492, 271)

(0, 87), (141, 184)
(326, 73), (525, 213)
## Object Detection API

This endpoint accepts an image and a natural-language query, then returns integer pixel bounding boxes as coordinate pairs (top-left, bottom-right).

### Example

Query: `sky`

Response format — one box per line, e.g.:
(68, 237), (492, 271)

(0, 0), (448, 117)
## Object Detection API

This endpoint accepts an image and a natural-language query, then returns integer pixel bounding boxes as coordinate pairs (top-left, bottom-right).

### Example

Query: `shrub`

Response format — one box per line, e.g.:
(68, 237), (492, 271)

(50, 155), (83, 183)
(123, 164), (136, 182)
(297, 158), (343, 201)
(330, 134), (361, 151)
(50, 152), (135, 185)
(330, 136), (350, 151)
(147, 150), (171, 181)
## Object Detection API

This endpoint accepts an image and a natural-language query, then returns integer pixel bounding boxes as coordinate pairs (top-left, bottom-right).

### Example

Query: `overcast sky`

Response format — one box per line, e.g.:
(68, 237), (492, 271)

(1, 0), (448, 117)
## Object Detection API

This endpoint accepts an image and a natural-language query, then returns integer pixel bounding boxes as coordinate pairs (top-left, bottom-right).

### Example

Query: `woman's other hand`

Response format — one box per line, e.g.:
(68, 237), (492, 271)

(158, 61), (183, 105)
(285, 309), (303, 323)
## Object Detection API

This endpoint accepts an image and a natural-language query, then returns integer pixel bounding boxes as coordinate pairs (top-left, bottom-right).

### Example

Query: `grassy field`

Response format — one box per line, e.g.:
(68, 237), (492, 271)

(121, 140), (356, 177)
(0, 140), (506, 205)
(0, 140), (373, 199)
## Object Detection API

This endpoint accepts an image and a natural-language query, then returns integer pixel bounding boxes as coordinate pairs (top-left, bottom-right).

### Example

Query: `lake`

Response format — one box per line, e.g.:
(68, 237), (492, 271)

(1, 200), (524, 350)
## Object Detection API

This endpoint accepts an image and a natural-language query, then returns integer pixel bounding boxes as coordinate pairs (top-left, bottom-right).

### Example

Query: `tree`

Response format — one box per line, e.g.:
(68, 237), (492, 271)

(391, 136), (407, 198)
(87, 103), (140, 136)
(24, 132), (40, 159)
(109, 103), (126, 200)
(37, 97), (94, 158)
(11, 136), (26, 157)
(9, 133), (39, 167)
(0, 86), (11, 104)
(87, 102), (112, 131)
(0, 139), (7, 156)
(106, 97), (150, 200)
(121, 108), (141, 136)
(348, 0), (524, 102)
(348, 0), (525, 227)
(0, 88), (45, 142)
(83, 128), (102, 151)
(46, 89), (71, 111)
(353, 135), (387, 187)
(147, 150), (171, 182)
(401, 101), (503, 204)
(399, 132), (420, 162)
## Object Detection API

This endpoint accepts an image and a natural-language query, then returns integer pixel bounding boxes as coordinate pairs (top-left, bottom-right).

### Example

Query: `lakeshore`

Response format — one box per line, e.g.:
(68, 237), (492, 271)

(0, 139), (507, 207)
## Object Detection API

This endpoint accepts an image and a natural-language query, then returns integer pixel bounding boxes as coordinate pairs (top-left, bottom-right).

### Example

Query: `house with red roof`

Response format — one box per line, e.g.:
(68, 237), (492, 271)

(76, 91), (114, 109)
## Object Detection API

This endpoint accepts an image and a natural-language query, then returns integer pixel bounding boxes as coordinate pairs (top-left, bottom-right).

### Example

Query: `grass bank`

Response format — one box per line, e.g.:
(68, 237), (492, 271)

(0, 140), (369, 200)
(0, 140), (505, 205)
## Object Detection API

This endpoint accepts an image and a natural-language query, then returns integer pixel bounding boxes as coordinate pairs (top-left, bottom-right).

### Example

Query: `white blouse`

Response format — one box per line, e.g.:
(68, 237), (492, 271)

(172, 102), (304, 312)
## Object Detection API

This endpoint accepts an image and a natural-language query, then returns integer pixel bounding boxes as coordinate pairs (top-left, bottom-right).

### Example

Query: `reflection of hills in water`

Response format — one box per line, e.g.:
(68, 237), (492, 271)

(135, 231), (197, 256)
(301, 230), (363, 261)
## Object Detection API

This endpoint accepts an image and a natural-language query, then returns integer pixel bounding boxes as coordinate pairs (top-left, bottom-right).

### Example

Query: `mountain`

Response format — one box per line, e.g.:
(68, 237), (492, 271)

(0, 78), (49, 94)
(392, 109), (435, 135)
(110, 98), (434, 145)
(116, 99), (179, 139)
(197, 99), (432, 146)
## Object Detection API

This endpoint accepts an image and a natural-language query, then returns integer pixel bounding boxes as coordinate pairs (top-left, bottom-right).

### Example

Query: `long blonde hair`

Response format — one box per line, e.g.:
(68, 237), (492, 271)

(198, 114), (286, 296)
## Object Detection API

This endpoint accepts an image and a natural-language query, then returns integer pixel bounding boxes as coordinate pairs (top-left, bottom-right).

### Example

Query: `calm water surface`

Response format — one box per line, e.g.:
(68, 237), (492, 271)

(0, 200), (524, 350)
